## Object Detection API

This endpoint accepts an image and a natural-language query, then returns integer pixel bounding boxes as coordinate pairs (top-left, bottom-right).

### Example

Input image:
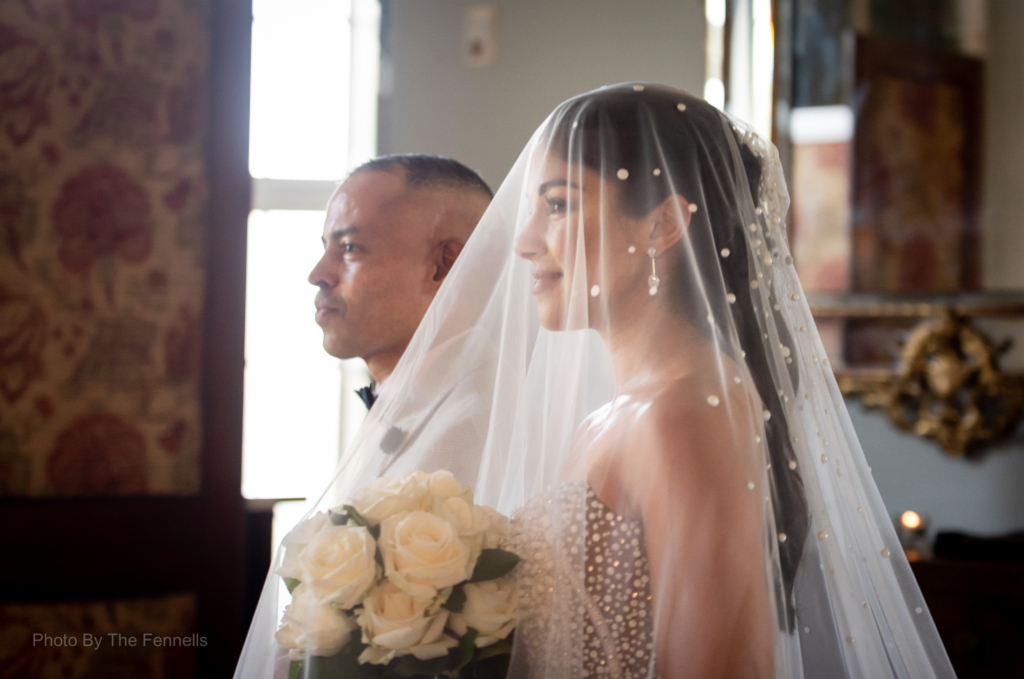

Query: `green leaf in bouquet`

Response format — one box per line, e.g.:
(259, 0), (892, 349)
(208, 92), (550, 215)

(459, 634), (513, 679)
(463, 651), (512, 679)
(329, 510), (349, 526)
(452, 628), (479, 673)
(473, 637), (512, 662)
(339, 505), (382, 539)
(468, 549), (521, 583)
(392, 653), (452, 677)
(341, 504), (371, 528)
(441, 585), (467, 614)
(289, 659), (303, 679)
(283, 577), (301, 594)
(297, 648), (376, 679)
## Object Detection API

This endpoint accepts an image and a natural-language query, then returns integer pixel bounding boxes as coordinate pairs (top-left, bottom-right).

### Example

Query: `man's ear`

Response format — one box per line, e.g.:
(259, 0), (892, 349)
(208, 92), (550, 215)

(645, 194), (690, 251)
(431, 238), (465, 282)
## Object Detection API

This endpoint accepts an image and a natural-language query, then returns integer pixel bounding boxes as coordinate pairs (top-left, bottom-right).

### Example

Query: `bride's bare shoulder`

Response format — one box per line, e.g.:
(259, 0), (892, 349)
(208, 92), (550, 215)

(626, 373), (758, 493)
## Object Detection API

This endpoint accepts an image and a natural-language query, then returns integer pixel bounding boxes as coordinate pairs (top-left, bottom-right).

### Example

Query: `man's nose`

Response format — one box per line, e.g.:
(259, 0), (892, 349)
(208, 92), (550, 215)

(308, 253), (336, 288)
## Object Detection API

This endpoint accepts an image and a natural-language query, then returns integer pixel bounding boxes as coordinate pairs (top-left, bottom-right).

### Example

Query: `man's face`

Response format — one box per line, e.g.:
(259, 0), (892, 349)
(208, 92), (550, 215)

(308, 171), (440, 363)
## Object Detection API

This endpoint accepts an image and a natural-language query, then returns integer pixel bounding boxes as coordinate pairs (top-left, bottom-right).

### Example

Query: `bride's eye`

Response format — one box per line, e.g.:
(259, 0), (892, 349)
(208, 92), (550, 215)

(546, 197), (567, 215)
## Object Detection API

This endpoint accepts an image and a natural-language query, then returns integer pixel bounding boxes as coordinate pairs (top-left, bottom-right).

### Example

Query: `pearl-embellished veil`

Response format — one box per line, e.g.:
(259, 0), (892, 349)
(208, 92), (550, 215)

(235, 84), (955, 678)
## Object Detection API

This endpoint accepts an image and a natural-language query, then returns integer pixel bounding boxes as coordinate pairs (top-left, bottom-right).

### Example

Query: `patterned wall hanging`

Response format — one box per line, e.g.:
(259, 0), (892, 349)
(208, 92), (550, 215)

(0, 0), (209, 496)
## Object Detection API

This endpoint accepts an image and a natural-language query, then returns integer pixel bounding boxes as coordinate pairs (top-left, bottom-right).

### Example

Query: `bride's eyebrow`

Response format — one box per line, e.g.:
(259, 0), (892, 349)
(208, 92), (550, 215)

(538, 179), (581, 196)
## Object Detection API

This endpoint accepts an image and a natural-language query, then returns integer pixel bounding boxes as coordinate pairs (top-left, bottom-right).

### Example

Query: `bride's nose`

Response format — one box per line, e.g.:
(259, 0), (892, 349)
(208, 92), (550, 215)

(514, 210), (548, 261)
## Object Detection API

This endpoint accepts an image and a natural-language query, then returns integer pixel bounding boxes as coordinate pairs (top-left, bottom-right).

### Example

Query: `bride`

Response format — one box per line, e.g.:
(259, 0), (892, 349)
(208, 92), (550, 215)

(503, 85), (790, 678)
(236, 85), (956, 678)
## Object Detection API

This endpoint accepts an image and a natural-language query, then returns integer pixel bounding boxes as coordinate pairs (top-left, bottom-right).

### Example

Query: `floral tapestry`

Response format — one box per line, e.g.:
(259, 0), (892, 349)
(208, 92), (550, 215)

(0, 0), (208, 496)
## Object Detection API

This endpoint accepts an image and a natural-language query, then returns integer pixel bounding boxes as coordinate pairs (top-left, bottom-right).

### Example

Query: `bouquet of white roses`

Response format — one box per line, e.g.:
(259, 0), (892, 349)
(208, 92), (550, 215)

(275, 470), (519, 679)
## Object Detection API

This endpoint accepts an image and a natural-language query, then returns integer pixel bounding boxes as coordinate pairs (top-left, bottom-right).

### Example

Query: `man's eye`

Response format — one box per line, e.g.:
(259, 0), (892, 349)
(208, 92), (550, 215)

(342, 242), (357, 253)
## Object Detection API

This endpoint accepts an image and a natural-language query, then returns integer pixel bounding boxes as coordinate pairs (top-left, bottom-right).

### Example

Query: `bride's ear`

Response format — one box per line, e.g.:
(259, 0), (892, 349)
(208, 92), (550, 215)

(644, 194), (690, 251)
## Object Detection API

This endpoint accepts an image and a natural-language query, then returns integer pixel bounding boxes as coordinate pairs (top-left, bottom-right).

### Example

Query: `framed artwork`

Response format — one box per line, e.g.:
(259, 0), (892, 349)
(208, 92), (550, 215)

(790, 105), (854, 294)
(852, 37), (983, 293)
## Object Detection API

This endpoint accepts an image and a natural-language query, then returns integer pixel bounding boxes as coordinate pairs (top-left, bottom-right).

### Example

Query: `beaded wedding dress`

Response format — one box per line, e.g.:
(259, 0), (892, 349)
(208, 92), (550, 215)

(236, 84), (957, 679)
(506, 483), (655, 678)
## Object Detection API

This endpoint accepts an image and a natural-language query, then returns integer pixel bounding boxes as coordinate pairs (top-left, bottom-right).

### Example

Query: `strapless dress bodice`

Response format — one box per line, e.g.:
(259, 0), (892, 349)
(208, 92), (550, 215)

(504, 481), (657, 678)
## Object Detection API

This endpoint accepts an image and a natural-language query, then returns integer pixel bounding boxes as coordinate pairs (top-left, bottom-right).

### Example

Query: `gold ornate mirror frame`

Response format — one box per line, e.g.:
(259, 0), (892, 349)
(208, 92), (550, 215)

(809, 294), (1024, 458)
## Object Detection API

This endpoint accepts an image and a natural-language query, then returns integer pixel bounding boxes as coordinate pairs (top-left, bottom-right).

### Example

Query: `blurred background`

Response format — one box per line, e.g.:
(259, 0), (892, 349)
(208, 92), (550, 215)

(1, 0), (1022, 676)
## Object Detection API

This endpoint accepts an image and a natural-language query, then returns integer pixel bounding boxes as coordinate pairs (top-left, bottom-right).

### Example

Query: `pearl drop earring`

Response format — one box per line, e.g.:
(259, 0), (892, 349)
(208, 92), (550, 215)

(647, 247), (660, 295)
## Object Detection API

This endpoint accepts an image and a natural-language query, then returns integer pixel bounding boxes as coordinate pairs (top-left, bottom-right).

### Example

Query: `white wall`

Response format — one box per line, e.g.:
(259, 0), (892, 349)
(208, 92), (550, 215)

(378, 0), (1024, 538)
(852, 402), (1024, 538)
(378, 0), (707, 188)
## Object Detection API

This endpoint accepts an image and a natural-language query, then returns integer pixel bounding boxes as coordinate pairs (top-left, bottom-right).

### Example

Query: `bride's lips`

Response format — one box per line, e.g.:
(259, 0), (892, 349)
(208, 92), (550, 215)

(531, 269), (563, 294)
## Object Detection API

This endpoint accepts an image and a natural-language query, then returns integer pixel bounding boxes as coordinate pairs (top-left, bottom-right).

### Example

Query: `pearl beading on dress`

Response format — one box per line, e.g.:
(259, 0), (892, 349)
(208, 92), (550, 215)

(504, 482), (656, 678)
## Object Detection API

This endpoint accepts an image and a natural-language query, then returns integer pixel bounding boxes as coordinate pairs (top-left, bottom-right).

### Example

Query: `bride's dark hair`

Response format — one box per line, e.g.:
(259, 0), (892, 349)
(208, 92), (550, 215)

(546, 84), (810, 629)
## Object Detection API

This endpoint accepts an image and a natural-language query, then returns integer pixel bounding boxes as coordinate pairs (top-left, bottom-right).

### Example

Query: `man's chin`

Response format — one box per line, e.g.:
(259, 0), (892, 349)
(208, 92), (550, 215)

(320, 332), (359, 360)
(323, 344), (358, 360)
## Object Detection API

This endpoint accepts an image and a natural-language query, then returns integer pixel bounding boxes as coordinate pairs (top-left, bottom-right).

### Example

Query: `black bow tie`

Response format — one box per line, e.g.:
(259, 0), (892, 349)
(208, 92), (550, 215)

(356, 384), (377, 410)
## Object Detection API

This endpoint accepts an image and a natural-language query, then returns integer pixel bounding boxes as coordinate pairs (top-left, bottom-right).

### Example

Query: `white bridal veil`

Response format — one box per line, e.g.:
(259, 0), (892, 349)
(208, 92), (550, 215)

(236, 84), (955, 678)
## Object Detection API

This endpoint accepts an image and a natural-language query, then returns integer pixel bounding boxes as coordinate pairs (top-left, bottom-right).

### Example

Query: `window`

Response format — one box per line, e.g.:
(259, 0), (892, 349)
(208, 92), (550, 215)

(706, 0), (775, 138)
(704, 0), (726, 110)
(243, 0), (380, 541)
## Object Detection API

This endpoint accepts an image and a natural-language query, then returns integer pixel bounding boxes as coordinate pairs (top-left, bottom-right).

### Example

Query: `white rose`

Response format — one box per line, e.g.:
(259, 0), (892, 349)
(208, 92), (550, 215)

(356, 581), (458, 665)
(434, 500), (509, 551)
(275, 584), (356, 659)
(299, 525), (379, 609)
(277, 512), (333, 581)
(448, 579), (518, 647)
(433, 496), (482, 536)
(415, 470), (474, 507)
(350, 475), (429, 525)
(480, 507), (510, 549)
(379, 510), (475, 598)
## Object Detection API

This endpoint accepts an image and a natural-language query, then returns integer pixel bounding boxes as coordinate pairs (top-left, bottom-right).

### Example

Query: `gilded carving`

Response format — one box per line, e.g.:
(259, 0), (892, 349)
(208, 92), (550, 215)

(837, 310), (1023, 456)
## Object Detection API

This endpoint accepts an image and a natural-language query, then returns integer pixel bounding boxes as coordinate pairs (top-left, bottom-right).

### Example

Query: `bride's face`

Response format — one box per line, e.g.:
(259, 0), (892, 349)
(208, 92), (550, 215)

(515, 150), (666, 332)
(515, 150), (652, 331)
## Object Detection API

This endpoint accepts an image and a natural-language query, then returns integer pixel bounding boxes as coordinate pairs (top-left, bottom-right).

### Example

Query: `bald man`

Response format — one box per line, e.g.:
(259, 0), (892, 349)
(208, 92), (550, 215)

(308, 154), (493, 482)
(310, 154), (491, 389)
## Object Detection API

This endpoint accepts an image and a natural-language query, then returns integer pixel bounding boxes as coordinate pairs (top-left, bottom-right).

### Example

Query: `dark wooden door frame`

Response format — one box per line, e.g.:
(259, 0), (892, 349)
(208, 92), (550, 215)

(196, 0), (252, 673)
